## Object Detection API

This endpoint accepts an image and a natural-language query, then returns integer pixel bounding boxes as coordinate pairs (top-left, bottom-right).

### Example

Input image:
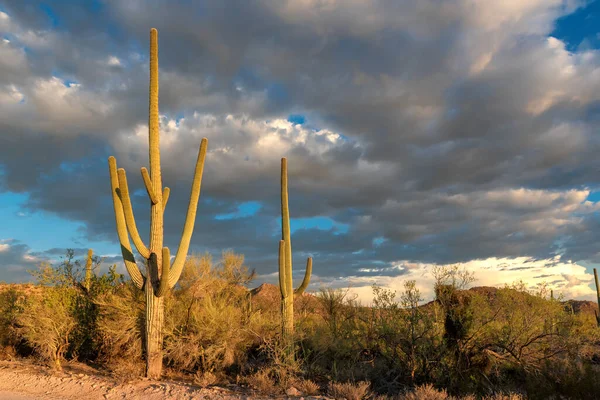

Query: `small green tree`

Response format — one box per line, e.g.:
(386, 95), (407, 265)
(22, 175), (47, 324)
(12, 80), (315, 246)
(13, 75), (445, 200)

(17, 286), (77, 369)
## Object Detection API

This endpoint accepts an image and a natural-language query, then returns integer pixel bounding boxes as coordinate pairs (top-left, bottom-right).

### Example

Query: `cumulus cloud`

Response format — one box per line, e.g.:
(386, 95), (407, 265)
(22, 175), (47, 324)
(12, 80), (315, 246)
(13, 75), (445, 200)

(0, 0), (599, 299)
(0, 239), (47, 283)
(314, 255), (595, 305)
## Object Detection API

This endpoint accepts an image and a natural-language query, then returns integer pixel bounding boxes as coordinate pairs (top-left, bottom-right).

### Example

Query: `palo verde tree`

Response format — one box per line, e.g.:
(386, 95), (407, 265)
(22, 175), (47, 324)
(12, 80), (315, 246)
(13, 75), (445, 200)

(107, 28), (208, 379)
(279, 157), (312, 356)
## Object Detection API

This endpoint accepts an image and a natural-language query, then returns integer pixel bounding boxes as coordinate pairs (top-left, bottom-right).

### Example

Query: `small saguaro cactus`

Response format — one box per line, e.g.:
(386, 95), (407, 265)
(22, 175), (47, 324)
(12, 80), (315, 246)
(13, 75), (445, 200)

(107, 28), (208, 379)
(83, 249), (93, 292)
(279, 158), (312, 355)
(594, 268), (600, 327)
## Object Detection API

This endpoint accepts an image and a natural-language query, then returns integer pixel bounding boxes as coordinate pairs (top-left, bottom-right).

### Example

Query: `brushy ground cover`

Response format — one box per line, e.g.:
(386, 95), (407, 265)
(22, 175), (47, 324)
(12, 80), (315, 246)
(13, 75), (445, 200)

(1, 251), (599, 399)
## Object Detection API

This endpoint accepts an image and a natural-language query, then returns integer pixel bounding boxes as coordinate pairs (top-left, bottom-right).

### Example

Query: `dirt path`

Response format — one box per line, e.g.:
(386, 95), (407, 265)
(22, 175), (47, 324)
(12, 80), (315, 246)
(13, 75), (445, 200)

(0, 360), (320, 399)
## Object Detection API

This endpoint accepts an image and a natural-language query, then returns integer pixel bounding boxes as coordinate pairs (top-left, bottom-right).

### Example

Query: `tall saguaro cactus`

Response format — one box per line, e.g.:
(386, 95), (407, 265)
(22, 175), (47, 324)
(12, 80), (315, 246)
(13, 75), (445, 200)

(594, 268), (600, 327)
(279, 158), (312, 354)
(107, 28), (208, 379)
(84, 249), (93, 292)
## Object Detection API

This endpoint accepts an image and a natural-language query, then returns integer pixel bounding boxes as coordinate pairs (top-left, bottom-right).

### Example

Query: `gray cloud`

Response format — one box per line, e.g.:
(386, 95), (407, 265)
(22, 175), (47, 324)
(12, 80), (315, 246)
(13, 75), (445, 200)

(1, 0), (600, 289)
(0, 239), (47, 283)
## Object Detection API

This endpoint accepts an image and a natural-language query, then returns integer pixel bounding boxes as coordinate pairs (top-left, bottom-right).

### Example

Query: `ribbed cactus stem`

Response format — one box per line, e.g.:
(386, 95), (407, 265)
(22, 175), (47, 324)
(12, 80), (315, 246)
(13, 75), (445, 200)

(84, 249), (93, 292)
(107, 28), (208, 379)
(278, 158), (313, 358)
(116, 168), (151, 259)
(167, 137), (208, 288)
(295, 257), (312, 296)
(279, 240), (293, 348)
(156, 247), (170, 297)
(108, 157), (144, 289)
(162, 187), (170, 211)
(594, 268), (600, 327)
(281, 158), (292, 273)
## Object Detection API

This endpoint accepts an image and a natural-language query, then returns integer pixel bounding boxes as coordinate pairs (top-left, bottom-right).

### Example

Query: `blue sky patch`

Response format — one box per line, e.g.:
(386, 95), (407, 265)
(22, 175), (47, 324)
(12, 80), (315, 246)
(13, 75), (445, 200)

(586, 190), (600, 203)
(551, 0), (600, 51)
(290, 216), (350, 234)
(0, 192), (112, 254)
(215, 201), (262, 220)
(287, 114), (306, 125)
(39, 3), (60, 28)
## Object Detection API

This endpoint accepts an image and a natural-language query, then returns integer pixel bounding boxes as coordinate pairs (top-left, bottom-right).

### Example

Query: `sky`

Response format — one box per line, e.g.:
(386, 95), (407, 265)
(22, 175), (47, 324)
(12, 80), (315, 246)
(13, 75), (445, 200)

(1, 0), (600, 303)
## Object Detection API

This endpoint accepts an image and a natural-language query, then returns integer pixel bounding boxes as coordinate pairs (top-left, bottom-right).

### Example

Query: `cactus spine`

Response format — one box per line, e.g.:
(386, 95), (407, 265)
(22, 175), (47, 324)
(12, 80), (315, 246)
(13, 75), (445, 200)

(279, 158), (312, 355)
(594, 268), (600, 327)
(84, 249), (93, 292)
(107, 28), (208, 379)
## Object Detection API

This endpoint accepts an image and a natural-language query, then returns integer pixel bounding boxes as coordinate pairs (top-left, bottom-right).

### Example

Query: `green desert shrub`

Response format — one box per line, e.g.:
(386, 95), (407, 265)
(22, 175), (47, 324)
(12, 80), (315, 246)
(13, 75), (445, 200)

(164, 252), (273, 376)
(13, 250), (126, 369)
(0, 286), (30, 359)
(3, 249), (600, 399)
(94, 279), (145, 371)
(17, 285), (77, 369)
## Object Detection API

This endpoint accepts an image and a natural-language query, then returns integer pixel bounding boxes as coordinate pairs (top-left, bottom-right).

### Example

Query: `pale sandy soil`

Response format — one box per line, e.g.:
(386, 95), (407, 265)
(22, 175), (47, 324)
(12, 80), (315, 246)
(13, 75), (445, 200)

(0, 360), (324, 400)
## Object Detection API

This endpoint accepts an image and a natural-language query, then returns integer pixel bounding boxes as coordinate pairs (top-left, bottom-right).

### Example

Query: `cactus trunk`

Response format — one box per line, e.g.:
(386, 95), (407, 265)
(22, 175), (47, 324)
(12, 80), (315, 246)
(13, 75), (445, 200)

(84, 249), (93, 292)
(145, 282), (164, 379)
(281, 292), (294, 351)
(278, 159), (313, 359)
(145, 29), (164, 378)
(108, 28), (208, 379)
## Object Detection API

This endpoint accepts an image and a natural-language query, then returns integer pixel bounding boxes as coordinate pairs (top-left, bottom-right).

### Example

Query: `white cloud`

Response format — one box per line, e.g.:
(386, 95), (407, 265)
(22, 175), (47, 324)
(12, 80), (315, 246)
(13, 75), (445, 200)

(0, 84), (24, 105)
(0, 11), (11, 32)
(107, 56), (121, 66)
(0, 39), (28, 74)
(326, 255), (595, 305)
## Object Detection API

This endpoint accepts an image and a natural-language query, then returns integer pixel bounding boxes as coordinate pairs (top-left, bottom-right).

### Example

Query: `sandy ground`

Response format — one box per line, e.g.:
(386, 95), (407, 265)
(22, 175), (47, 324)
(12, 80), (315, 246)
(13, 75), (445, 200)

(0, 360), (323, 400)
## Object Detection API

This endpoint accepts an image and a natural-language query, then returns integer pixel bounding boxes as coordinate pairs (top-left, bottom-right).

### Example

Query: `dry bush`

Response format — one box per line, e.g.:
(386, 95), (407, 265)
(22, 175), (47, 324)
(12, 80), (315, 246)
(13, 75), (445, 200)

(400, 384), (450, 400)
(246, 369), (280, 395)
(329, 381), (371, 400)
(0, 345), (17, 361)
(164, 253), (271, 373)
(16, 287), (77, 370)
(294, 378), (320, 395)
(94, 282), (144, 366)
(0, 286), (27, 356)
(109, 358), (145, 383)
(482, 394), (524, 400)
(194, 370), (218, 387)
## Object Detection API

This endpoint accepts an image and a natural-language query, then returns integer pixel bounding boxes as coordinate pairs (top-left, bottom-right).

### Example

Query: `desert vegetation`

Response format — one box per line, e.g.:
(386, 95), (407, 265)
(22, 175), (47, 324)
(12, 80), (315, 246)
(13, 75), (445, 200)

(1, 252), (600, 399)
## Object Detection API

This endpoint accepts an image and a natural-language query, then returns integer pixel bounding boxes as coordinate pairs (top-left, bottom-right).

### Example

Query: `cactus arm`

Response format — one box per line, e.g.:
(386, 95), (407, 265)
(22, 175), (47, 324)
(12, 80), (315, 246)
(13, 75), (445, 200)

(116, 168), (151, 259)
(156, 247), (170, 297)
(294, 257), (312, 296)
(162, 187), (170, 211)
(279, 240), (288, 297)
(168, 138), (209, 287)
(84, 249), (93, 291)
(141, 167), (159, 204)
(108, 157), (145, 289)
(594, 268), (600, 301)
